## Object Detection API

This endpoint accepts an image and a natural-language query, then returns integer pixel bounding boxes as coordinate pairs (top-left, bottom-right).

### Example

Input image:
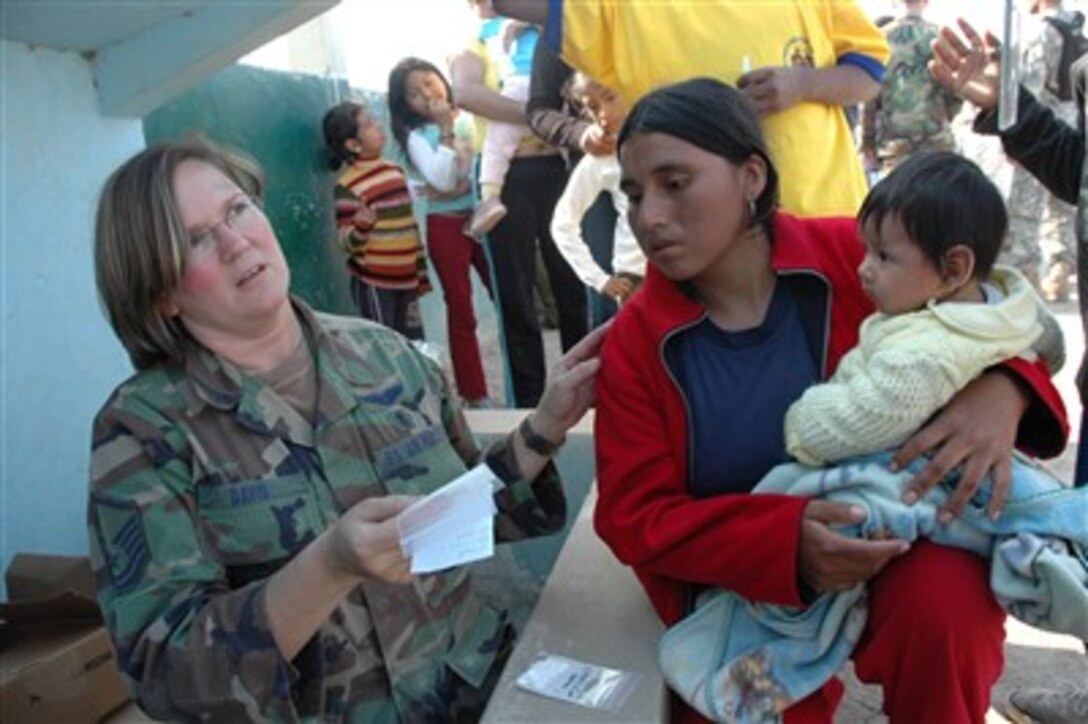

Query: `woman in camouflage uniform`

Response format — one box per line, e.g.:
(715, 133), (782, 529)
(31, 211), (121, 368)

(87, 138), (605, 721)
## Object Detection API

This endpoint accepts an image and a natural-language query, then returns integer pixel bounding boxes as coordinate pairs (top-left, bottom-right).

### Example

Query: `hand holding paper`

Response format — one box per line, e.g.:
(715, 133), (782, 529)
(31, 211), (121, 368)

(396, 465), (499, 574)
(322, 495), (416, 584)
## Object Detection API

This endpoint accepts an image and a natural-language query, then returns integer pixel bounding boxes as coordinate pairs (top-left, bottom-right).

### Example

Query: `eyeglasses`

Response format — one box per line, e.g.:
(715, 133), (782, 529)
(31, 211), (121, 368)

(188, 196), (264, 250)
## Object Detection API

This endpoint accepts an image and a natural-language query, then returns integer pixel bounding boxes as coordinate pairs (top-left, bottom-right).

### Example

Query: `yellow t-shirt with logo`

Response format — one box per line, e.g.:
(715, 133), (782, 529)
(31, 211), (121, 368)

(555, 0), (889, 216)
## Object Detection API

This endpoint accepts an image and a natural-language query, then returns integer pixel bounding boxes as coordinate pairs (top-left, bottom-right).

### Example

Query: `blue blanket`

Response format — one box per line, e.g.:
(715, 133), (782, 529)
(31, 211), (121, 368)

(658, 453), (1088, 723)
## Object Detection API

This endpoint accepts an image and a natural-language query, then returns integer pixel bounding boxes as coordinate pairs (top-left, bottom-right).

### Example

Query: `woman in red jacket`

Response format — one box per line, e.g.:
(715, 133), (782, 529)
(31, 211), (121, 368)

(595, 77), (1068, 724)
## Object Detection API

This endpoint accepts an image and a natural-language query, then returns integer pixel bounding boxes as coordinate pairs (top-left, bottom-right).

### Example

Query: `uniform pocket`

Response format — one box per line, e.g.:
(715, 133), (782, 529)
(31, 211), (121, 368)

(445, 597), (505, 689)
(196, 474), (321, 565)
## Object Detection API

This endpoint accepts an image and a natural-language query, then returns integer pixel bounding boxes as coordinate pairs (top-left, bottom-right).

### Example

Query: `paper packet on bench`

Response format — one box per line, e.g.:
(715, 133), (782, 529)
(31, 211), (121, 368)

(515, 652), (641, 713)
(396, 464), (498, 574)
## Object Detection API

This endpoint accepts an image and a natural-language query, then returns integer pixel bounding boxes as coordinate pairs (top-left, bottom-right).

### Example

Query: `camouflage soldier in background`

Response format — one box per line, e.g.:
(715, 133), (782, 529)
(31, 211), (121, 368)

(861, 0), (963, 175)
(1006, 0), (1078, 300)
(87, 138), (605, 721)
(932, 19), (1088, 723)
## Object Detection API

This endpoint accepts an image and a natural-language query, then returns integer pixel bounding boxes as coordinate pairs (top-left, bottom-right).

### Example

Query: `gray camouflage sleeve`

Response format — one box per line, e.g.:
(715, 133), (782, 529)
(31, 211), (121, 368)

(88, 399), (303, 721)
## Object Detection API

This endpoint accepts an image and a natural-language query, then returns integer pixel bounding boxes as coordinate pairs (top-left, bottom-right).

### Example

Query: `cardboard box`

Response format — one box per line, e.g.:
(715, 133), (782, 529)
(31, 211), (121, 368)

(0, 624), (130, 723)
(0, 555), (131, 723)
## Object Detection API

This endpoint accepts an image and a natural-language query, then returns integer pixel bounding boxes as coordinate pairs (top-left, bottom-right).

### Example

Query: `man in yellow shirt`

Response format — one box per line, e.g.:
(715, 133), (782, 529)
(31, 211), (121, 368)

(494, 0), (889, 216)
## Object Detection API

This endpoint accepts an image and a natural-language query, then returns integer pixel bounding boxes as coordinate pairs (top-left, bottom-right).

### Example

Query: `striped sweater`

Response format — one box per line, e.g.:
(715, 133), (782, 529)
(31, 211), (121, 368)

(334, 155), (430, 293)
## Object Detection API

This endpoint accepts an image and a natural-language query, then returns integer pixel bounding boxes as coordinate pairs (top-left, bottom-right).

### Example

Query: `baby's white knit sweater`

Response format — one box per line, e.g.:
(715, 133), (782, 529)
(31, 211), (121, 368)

(785, 266), (1047, 466)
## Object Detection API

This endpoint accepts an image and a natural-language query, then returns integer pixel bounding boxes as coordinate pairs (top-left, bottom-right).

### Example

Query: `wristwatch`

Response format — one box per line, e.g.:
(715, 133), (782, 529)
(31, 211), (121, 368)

(518, 416), (565, 456)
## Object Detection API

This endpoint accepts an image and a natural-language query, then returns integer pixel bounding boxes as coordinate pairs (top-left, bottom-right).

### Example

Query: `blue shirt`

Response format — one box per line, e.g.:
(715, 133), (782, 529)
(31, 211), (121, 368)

(674, 281), (820, 497)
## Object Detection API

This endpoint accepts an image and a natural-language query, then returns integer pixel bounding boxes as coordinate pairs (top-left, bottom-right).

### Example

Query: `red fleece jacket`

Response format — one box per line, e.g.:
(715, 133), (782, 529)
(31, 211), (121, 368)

(593, 211), (1068, 627)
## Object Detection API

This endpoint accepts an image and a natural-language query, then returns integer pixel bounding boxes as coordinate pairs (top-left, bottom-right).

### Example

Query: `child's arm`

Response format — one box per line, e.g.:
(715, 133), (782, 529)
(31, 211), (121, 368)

(785, 341), (962, 467)
(549, 157), (613, 293)
(526, 42), (592, 153)
(334, 185), (373, 255)
(785, 313), (1040, 467)
(405, 128), (461, 194)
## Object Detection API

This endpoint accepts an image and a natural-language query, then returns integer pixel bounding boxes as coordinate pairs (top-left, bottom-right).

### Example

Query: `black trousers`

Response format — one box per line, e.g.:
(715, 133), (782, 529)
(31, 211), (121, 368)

(349, 275), (423, 340)
(487, 154), (587, 407)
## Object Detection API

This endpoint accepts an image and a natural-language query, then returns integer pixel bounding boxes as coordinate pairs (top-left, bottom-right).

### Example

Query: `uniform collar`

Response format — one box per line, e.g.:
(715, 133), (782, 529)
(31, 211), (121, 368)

(181, 297), (371, 442)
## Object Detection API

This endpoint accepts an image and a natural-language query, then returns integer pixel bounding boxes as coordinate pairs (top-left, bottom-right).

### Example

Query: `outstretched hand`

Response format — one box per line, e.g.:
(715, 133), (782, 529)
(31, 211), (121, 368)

(929, 18), (1001, 111)
(529, 321), (611, 445)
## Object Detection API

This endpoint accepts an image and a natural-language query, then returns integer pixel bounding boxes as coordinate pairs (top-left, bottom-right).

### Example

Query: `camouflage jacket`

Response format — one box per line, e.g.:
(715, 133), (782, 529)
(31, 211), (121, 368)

(1023, 9), (1081, 116)
(862, 15), (963, 158)
(88, 299), (566, 722)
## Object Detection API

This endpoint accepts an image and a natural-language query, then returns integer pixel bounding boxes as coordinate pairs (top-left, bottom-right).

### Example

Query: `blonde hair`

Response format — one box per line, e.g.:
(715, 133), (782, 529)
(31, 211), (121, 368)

(94, 137), (263, 370)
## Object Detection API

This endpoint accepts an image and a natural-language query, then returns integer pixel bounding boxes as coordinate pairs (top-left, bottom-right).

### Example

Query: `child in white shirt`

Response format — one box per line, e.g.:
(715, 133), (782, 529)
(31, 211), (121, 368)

(550, 74), (647, 307)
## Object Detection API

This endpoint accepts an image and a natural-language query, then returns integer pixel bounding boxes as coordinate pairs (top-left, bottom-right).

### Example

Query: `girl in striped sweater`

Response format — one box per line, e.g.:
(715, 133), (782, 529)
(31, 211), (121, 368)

(323, 101), (430, 339)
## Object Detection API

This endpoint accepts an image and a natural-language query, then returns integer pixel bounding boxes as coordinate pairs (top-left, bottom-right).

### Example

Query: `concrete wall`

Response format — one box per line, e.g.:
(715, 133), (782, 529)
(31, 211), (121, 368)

(1, 41), (143, 594)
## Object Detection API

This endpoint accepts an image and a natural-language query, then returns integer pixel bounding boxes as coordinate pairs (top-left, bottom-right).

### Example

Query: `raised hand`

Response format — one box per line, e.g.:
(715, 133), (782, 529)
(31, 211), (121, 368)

(929, 18), (1001, 111)
(428, 99), (455, 129)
